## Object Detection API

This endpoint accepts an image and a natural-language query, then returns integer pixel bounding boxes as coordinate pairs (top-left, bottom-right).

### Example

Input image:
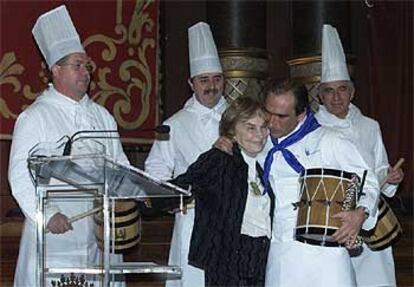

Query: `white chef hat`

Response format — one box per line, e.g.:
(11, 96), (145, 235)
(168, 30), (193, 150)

(188, 22), (222, 78)
(32, 5), (85, 69)
(321, 24), (350, 83)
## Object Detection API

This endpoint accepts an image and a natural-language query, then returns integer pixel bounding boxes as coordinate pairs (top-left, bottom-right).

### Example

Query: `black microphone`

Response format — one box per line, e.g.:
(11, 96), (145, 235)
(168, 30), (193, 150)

(154, 125), (170, 134)
(63, 125), (170, 156)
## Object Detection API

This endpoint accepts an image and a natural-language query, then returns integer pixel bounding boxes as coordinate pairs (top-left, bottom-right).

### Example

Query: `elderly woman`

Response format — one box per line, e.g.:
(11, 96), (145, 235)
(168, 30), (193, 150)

(172, 97), (275, 286)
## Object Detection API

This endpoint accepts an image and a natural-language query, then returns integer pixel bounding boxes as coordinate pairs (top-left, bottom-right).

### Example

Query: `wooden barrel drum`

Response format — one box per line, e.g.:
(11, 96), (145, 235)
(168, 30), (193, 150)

(363, 196), (402, 251)
(94, 200), (140, 253)
(295, 168), (360, 246)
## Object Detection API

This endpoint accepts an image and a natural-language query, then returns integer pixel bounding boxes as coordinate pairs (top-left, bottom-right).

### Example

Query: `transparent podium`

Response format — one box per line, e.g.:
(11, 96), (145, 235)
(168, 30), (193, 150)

(28, 141), (190, 287)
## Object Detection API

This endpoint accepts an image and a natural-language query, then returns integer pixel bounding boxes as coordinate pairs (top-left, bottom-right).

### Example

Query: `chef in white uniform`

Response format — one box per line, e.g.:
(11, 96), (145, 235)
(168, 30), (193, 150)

(261, 80), (380, 287)
(145, 22), (226, 287)
(8, 5), (128, 286)
(315, 24), (404, 287)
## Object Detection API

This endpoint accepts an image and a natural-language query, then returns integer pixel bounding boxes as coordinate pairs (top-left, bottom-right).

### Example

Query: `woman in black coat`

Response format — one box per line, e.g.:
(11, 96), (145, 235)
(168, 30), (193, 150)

(173, 97), (275, 286)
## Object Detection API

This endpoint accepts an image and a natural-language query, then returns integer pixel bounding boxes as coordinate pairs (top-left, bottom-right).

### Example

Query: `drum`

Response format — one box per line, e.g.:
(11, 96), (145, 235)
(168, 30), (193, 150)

(94, 199), (140, 253)
(363, 196), (402, 251)
(295, 168), (360, 246)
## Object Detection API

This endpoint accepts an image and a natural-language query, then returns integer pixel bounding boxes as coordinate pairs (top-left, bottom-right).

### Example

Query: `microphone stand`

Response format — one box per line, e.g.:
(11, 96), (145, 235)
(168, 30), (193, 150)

(63, 126), (170, 156)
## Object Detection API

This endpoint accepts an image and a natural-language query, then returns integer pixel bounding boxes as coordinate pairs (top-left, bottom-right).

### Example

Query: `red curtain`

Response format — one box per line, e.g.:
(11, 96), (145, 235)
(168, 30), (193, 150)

(364, 1), (413, 198)
(0, 0), (159, 144)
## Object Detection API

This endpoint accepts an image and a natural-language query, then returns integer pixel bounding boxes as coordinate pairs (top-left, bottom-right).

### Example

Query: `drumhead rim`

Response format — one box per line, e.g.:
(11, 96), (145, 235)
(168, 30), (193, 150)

(300, 168), (359, 180)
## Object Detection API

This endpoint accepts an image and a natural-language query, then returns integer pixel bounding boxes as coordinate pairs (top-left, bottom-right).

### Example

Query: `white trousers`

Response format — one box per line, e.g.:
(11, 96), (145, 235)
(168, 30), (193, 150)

(265, 240), (356, 287)
(351, 244), (396, 287)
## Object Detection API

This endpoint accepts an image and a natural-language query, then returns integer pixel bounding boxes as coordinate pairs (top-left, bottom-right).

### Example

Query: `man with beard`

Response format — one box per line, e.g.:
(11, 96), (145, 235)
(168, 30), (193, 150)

(145, 22), (227, 287)
(8, 5), (128, 286)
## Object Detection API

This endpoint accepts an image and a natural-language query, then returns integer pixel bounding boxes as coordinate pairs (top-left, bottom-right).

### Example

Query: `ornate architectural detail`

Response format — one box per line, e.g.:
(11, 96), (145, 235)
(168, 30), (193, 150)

(51, 273), (93, 287)
(83, 0), (156, 131)
(0, 0), (158, 141)
(0, 52), (23, 120)
(219, 49), (269, 102)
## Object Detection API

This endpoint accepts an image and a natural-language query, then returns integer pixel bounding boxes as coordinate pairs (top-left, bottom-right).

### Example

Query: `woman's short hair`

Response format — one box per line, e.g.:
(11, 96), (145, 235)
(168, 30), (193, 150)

(219, 97), (266, 138)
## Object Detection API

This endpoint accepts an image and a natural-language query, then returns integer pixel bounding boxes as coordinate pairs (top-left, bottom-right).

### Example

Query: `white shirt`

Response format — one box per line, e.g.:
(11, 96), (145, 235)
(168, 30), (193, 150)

(260, 120), (379, 242)
(316, 104), (396, 197)
(262, 118), (380, 287)
(240, 150), (271, 239)
(145, 95), (227, 179)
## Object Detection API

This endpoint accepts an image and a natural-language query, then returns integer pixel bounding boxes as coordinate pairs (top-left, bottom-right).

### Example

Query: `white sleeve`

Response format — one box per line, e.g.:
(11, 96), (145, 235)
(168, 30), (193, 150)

(144, 123), (177, 180)
(8, 112), (60, 224)
(322, 131), (380, 231)
(345, 145), (379, 231)
(372, 124), (398, 197)
(381, 183), (398, 198)
(357, 169), (380, 231)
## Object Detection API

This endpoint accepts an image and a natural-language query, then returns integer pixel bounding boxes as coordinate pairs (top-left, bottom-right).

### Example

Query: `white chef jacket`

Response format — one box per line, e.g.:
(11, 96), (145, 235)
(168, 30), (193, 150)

(9, 85), (129, 287)
(261, 116), (379, 287)
(145, 95), (227, 287)
(316, 104), (397, 287)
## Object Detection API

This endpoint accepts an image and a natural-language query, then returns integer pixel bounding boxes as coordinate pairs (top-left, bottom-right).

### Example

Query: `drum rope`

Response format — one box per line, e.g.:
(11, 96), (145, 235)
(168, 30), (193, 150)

(304, 170), (312, 234)
(342, 173), (364, 248)
(321, 170), (330, 242)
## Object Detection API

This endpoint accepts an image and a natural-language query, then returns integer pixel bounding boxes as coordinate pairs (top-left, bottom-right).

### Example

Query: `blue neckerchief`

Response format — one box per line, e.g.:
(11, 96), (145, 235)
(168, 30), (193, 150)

(262, 110), (320, 194)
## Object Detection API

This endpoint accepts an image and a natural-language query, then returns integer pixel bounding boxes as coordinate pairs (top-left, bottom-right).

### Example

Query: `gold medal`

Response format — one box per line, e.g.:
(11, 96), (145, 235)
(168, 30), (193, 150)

(250, 181), (262, 196)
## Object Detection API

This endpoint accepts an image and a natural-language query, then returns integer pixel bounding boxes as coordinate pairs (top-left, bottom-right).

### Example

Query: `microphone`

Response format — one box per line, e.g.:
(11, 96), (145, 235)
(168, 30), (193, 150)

(154, 125), (170, 134)
(63, 125), (170, 156)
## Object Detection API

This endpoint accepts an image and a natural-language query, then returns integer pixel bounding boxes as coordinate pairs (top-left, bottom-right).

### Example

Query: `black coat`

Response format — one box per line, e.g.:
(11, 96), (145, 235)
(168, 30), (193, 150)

(172, 145), (275, 277)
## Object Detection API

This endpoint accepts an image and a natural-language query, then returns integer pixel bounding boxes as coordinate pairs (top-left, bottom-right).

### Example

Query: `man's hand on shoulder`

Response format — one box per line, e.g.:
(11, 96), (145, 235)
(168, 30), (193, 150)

(214, 136), (234, 155)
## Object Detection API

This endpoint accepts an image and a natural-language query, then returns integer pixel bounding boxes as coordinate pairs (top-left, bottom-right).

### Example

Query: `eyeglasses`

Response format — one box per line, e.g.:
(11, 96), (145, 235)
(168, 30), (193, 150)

(59, 62), (93, 73)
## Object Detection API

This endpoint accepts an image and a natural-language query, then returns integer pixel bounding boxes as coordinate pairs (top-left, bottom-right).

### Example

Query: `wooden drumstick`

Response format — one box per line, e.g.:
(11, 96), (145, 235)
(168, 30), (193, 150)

(68, 206), (103, 224)
(380, 157), (405, 188)
(46, 206), (103, 233)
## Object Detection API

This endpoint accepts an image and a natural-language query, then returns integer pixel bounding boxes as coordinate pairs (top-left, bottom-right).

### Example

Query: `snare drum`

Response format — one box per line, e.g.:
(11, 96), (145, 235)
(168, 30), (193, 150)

(295, 168), (360, 246)
(94, 199), (140, 253)
(363, 196), (402, 251)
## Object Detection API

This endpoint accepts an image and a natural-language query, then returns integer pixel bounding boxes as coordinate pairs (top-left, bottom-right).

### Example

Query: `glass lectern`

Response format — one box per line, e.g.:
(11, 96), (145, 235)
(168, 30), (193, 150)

(28, 141), (190, 287)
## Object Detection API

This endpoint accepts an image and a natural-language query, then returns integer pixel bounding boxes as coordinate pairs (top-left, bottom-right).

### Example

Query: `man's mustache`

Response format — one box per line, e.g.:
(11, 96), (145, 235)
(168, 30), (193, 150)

(203, 88), (219, 95)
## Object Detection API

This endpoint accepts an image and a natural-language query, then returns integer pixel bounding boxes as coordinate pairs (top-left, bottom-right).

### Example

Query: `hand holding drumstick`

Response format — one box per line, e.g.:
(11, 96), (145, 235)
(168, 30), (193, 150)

(46, 207), (103, 234)
(382, 158), (404, 187)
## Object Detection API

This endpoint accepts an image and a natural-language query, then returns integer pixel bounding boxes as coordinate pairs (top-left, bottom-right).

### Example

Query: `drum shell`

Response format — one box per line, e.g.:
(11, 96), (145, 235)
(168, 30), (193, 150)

(94, 200), (140, 253)
(297, 176), (351, 229)
(363, 196), (402, 251)
(296, 168), (358, 246)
